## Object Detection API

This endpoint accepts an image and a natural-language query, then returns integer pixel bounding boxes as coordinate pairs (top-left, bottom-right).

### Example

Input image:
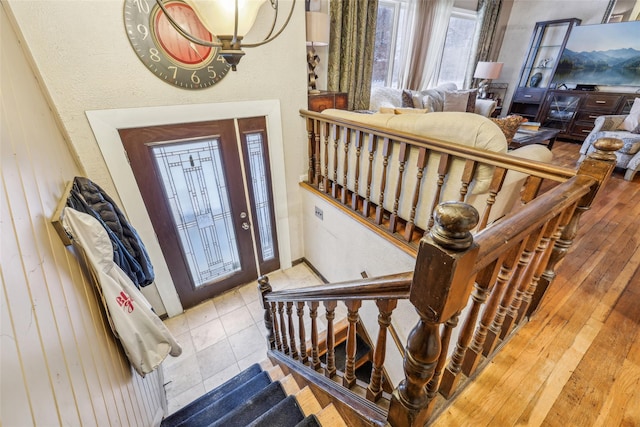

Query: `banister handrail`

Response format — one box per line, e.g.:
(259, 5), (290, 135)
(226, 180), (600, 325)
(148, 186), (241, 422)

(471, 174), (596, 274)
(264, 271), (412, 302)
(301, 109), (577, 182)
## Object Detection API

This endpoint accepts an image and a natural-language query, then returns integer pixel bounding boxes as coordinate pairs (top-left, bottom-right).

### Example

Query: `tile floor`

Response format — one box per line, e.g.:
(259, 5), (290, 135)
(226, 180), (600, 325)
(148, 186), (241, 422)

(160, 263), (326, 415)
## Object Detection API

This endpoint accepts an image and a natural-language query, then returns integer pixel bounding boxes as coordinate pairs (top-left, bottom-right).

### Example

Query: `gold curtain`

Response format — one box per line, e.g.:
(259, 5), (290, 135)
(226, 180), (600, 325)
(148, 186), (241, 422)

(467, 0), (503, 88)
(327, 0), (378, 110)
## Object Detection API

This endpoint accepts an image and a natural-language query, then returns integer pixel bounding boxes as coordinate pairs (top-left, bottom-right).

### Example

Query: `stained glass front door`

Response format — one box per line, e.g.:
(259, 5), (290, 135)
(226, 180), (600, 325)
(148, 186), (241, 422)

(119, 119), (276, 309)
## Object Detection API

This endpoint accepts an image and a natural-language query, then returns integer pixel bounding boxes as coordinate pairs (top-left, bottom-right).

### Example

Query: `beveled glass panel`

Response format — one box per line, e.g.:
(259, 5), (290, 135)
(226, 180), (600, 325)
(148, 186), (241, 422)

(152, 139), (240, 287)
(245, 132), (275, 261)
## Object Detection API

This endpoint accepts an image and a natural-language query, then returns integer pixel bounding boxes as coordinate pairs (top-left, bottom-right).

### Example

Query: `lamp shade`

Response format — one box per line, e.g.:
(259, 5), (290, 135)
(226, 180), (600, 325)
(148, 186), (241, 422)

(473, 62), (504, 80)
(183, 0), (266, 36)
(306, 12), (329, 46)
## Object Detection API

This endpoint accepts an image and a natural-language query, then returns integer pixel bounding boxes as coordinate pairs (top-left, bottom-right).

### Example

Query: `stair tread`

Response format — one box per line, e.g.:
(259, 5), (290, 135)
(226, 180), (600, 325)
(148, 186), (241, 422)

(161, 363), (264, 427)
(294, 415), (322, 427)
(209, 381), (287, 427)
(316, 403), (348, 427)
(246, 395), (305, 427)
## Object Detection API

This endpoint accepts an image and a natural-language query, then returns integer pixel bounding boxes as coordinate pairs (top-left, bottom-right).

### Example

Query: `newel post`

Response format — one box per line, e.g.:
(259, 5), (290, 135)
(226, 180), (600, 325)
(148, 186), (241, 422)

(258, 275), (275, 350)
(387, 202), (480, 427)
(536, 137), (622, 311)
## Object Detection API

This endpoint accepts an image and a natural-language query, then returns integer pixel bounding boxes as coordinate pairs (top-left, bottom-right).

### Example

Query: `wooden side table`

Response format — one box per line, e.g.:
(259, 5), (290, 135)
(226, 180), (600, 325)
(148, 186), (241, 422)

(308, 91), (348, 112)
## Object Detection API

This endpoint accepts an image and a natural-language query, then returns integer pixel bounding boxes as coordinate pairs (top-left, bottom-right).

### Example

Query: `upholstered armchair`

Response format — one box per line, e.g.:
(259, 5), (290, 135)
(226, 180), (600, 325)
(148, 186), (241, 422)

(579, 115), (640, 181)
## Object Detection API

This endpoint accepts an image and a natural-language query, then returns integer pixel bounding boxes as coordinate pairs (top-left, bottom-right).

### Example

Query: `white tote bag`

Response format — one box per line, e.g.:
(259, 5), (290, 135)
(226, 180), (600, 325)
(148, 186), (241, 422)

(63, 207), (182, 376)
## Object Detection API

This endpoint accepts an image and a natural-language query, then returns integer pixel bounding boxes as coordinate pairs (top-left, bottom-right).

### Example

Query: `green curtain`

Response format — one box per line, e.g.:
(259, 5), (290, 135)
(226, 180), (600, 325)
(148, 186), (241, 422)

(327, 0), (378, 110)
(466, 0), (503, 88)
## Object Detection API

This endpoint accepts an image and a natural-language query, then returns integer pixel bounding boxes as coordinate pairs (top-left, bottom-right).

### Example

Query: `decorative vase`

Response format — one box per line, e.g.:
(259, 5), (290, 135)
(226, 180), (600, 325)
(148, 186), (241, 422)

(529, 72), (542, 88)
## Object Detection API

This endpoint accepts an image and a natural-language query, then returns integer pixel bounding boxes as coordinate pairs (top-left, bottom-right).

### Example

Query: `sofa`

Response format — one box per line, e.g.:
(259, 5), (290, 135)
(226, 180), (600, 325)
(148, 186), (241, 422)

(579, 110), (640, 181)
(318, 108), (553, 228)
(369, 83), (498, 118)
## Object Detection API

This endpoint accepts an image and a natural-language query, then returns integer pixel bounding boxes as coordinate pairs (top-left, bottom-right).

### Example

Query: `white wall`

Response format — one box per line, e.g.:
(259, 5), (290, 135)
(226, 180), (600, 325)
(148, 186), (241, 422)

(4, 0), (309, 316)
(497, 0), (611, 111)
(1, 5), (166, 425)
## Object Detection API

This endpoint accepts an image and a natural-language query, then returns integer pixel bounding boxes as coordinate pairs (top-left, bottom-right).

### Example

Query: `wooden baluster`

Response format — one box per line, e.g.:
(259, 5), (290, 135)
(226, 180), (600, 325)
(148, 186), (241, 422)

(286, 302), (298, 360)
(352, 131), (363, 211)
(323, 122), (330, 193)
(363, 134), (377, 218)
(462, 246), (521, 376)
(314, 119), (322, 187)
(459, 160), (477, 202)
(306, 117), (315, 184)
(389, 142), (408, 233)
(258, 276), (274, 349)
(324, 300), (337, 378)
(500, 227), (546, 339)
(367, 299), (398, 402)
(538, 138), (621, 296)
(343, 300), (362, 388)
(297, 302), (308, 365)
(477, 167), (508, 231)
(278, 302), (290, 355)
(425, 314), (459, 414)
(375, 137), (391, 225)
(520, 175), (544, 204)
(426, 153), (450, 233)
(514, 214), (562, 324)
(527, 206), (576, 316)
(440, 259), (504, 397)
(308, 301), (321, 370)
(483, 238), (530, 356)
(404, 147), (428, 242)
(331, 125), (341, 198)
(271, 301), (282, 352)
(388, 202), (479, 427)
(341, 131), (351, 205)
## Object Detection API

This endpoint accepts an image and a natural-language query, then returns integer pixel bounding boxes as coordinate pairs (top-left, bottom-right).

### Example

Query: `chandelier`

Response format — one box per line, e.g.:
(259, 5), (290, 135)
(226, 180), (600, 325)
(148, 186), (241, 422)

(156, 0), (296, 70)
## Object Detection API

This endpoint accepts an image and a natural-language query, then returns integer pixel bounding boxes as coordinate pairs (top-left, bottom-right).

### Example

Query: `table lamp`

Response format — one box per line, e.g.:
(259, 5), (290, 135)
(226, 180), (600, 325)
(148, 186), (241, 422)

(306, 11), (329, 94)
(474, 62), (504, 99)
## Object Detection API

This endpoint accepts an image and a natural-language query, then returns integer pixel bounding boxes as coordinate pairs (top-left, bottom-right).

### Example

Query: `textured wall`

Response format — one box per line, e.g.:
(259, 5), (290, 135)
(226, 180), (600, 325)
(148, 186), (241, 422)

(4, 0), (309, 315)
(1, 5), (166, 426)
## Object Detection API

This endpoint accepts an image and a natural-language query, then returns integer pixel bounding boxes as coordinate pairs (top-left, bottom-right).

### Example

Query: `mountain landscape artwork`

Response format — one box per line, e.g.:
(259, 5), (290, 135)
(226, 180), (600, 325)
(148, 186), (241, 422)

(553, 21), (640, 87)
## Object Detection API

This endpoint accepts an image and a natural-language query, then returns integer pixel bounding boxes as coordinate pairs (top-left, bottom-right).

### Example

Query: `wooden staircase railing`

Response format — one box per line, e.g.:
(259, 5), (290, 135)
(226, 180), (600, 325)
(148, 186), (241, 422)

(260, 138), (621, 426)
(300, 109), (577, 255)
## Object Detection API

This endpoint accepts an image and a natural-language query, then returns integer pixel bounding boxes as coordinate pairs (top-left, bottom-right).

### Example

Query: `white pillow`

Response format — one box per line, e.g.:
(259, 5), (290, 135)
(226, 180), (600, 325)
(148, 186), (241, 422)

(622, 98), (640, 132)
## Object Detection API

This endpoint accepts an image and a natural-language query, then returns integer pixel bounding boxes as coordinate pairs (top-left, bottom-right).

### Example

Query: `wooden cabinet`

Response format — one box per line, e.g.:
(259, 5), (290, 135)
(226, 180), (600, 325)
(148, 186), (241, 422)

(538, 90), (637, 141)
(308, 91), (348, 112)
(508, 18), (581, 121)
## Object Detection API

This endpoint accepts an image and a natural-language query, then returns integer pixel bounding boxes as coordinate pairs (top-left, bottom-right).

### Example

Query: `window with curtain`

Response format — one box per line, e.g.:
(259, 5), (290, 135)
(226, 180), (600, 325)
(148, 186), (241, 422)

(435, 8), (479, 88)
(371, 0), (413, 88)
(372, 2), (481, 90)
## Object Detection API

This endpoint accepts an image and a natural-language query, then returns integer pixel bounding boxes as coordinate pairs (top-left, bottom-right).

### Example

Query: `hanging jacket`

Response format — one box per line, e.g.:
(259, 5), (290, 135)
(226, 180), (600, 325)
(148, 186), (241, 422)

(66, 176), (154, 288)
(62, 207), (181, 376)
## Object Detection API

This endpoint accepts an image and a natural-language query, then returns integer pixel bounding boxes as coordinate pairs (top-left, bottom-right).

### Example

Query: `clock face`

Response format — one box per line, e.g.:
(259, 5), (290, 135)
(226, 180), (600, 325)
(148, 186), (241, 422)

(124, 0), (230, 89)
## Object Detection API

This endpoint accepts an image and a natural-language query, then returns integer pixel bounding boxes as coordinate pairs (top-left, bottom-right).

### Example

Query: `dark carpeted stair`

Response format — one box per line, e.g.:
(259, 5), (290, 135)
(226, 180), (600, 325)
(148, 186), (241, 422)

(161, 363), (326, 427)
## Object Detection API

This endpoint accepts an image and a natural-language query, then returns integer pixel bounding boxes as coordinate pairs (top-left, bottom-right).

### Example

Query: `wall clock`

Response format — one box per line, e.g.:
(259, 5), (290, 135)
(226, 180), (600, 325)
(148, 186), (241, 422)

(124, 0), (230, 89)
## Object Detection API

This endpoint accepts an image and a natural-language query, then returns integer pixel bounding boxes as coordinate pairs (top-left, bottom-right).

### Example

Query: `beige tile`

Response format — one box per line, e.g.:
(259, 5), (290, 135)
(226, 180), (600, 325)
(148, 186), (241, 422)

(167, 382), (206, 416)
(163, 313), (189, 336)
(238, 280), (260, 305)
(213, 290), (245, 316)
(227, 323), (268, 361)
(163, 353), (203, 399)
(191, 318), (227, 352)
(219, 305), (255, 336)
(185, 300), (219, 329)
(163, 330), (195, 369)
(247, 299), (266, 324)
(203, 363), (241, 392)
(237, 350), (268, 371)
(197, 338), (238, 380)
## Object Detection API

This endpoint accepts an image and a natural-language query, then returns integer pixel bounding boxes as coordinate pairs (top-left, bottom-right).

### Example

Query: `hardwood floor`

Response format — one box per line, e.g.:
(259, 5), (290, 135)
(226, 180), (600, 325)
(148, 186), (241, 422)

(432, 140), (640, 426)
